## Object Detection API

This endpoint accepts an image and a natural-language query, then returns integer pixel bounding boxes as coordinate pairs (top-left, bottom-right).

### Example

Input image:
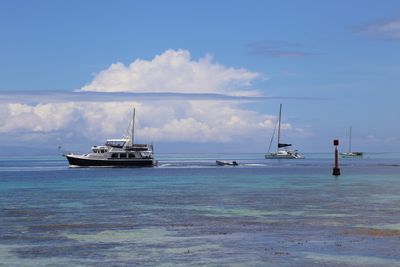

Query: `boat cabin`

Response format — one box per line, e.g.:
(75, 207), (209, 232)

(91, 145), (107, 153)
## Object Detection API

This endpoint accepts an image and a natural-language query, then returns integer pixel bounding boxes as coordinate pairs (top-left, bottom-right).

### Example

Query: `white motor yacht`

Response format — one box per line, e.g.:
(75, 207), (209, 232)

(65, 108), (156, 167)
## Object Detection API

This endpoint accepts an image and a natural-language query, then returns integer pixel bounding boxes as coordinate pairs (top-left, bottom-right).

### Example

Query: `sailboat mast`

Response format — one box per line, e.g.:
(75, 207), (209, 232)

(277, 104), (282, 150)
(349, 126), (352, 153)
(131, 108), (135, 145)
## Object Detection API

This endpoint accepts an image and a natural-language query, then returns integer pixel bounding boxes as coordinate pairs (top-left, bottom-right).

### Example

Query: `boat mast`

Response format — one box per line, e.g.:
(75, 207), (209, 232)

(349, 126), (352, 153)
(277, 104), (282, 150)
(131, 108), (135, 145)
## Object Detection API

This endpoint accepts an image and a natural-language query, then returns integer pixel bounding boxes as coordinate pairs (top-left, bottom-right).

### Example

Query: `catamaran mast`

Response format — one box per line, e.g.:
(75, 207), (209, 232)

(277, 104), (282, 150)
(131, 108), (135, 145)
(349, 126), (352, 153)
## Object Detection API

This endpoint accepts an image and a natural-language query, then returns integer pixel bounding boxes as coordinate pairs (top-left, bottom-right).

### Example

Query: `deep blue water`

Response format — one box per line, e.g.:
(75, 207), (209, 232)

(1, 153), (400, 266)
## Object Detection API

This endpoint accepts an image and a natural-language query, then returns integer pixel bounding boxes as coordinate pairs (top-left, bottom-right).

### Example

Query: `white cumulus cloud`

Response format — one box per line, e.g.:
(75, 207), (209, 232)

(81, 49), (261, 95)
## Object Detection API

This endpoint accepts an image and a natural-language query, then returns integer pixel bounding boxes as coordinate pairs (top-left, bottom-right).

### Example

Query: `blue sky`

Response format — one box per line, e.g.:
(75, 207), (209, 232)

(1, 0), (400, 154)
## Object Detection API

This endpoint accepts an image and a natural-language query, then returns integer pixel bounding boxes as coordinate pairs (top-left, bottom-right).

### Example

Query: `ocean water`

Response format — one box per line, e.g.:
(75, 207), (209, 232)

(1, 153), (400, 266)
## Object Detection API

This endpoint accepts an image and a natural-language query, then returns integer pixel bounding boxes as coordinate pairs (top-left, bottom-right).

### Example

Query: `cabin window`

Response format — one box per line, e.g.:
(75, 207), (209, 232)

(119, 153), (127, 158)
(128, 153), (135, 158)
(111, 153), (118, 158)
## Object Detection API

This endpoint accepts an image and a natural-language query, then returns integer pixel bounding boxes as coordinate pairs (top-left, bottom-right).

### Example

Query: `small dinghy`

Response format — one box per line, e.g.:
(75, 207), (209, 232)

(216, 160), (238, 166)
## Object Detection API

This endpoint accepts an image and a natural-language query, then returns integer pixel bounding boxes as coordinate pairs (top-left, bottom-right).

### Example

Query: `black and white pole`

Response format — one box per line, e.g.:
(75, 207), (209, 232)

(333, 139), (341, 176)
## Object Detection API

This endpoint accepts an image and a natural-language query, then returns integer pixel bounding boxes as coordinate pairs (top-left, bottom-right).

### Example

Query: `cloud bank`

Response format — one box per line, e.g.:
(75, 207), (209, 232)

(0, 101), (284, 144)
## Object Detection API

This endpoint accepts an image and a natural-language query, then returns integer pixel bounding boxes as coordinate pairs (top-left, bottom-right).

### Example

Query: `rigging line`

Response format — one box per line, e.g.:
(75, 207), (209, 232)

(267, 118), (279, 153)
(125, 118), (132, 139)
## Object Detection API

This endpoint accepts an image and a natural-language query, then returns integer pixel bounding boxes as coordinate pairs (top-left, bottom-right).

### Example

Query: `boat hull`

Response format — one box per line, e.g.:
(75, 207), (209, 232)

(265, 151), (304, 159)
(265, 154), (301, 159)
(66, 155), (156, 167)
(340, 152), (363, 158)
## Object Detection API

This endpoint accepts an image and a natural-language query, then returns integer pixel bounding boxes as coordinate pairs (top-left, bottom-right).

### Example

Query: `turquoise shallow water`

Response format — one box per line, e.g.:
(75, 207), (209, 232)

(1, 153), (400, 266)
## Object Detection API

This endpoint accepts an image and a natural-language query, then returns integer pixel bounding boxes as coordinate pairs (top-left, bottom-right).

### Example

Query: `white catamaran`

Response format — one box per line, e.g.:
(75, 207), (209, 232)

(265, 104), (304, 159)
(340, 126), (363, 158)
(65, 108), (156, 167)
